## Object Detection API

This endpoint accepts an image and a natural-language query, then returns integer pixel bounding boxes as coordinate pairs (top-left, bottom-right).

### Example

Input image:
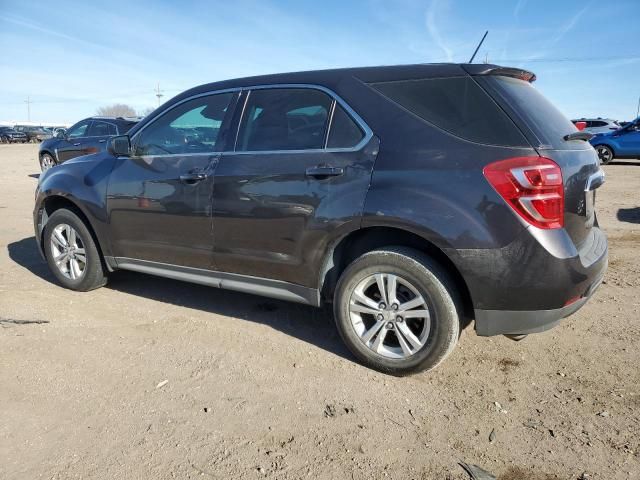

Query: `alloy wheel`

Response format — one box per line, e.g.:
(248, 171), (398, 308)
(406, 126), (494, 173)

(595, 146), (612, 164)
(50, 224), (87, 280)
(349, 273), (431, 359)
(41, 154), (55, 171)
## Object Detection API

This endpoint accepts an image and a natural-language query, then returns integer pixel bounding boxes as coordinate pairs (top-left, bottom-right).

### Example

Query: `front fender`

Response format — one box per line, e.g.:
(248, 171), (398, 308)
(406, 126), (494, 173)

(35, 153), (116, 256)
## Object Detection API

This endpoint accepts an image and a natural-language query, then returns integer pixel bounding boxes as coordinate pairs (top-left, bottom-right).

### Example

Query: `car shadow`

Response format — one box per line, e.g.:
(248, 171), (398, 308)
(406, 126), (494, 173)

(617, 207), (640, 224)
(607, 160), (640, 166)
(6, 236), (353, 362)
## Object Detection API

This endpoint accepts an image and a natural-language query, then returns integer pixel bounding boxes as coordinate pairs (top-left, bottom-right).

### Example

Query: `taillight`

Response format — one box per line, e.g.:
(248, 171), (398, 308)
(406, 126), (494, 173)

(575, 121), (587, 131)
(483, 156), (564, 229)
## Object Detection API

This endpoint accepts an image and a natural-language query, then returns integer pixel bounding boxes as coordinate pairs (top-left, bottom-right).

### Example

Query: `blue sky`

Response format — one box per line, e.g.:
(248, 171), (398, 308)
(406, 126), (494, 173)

(1, 0), (639, 124)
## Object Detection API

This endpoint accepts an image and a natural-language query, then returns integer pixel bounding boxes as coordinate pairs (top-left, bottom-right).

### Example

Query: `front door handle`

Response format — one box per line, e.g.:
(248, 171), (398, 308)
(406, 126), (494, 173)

(305, 165), (344, 178)
(180, 172), (208, 184)
(98, 139), (106, 143)
(73, 142), (81, 146)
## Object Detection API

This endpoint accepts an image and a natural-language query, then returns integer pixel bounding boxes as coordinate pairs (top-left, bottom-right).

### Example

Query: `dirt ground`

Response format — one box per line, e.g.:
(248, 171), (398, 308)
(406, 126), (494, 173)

(1, 143), (638, 480)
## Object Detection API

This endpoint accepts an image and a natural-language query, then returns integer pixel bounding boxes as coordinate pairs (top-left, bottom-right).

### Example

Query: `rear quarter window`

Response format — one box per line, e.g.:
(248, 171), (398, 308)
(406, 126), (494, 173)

(370, 76), (528, 147)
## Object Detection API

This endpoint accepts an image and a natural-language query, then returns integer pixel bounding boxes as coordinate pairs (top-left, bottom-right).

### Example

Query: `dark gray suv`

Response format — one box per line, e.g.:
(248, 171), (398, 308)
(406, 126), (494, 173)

(33, 64), (607, 374)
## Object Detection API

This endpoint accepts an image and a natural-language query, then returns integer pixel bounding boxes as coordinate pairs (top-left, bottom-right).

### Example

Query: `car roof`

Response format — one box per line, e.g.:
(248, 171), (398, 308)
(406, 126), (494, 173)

(169, 63), (534, 104)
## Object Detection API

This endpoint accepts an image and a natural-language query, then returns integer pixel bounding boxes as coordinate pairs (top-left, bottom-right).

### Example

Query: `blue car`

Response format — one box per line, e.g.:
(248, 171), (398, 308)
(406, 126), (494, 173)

(590, 118), (640, 164)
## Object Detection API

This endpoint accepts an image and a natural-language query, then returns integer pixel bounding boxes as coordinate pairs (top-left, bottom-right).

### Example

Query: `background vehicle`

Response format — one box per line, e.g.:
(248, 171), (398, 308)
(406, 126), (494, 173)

(571, 118), (620, 135)
(14, 125), (53, 142)
(0, 126), (28, 143)
(38, 116), (139, 171)
(34, 64), (607, 375)
(590, 117), (640, 164)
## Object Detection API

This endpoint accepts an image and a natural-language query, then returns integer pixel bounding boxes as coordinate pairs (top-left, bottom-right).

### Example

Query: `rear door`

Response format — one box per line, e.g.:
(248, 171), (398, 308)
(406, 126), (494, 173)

(477, 74), (603, 248)
(212, 86), (377, 287)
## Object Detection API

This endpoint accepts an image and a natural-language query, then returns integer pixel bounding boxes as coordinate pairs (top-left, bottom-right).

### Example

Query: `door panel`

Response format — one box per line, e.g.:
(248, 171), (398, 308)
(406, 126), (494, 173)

(57, 120), (92, 162)
(107, 154), (218, 268)
(614, 129), (640, 156)
(106, 91), (237, 269)
(212, 137), (379, 287)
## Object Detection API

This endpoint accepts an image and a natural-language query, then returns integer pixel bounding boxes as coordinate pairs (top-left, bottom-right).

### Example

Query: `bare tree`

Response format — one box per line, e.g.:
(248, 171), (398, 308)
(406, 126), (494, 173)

(96, 103), (137, 117)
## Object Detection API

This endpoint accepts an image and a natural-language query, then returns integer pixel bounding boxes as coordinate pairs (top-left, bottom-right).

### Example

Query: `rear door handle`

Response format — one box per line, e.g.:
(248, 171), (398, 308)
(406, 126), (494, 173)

(73, 142), (81, 146)
(98, 139), (106, 143)
(305, 165), (344, 178)
(180, 172), (208, 184)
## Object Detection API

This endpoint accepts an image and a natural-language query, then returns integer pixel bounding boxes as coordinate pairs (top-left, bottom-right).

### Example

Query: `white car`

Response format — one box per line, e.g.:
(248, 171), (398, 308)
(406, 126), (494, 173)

(572, 118), (620, 135)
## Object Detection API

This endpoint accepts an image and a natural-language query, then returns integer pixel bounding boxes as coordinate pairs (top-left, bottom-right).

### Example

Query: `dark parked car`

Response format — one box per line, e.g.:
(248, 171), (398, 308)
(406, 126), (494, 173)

(33, 64), (607, 374)
(14, 125), (52, 143)
(0, 126), (28, 143)
(590, 117), (640, 164)
(38, 116), (139, 171)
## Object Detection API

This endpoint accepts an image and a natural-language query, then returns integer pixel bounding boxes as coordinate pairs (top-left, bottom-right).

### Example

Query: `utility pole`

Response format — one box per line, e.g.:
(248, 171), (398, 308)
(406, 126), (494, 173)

(24, 96), (33, 122)
(154, 83), (164, 107)
(636, 95), (639, 119)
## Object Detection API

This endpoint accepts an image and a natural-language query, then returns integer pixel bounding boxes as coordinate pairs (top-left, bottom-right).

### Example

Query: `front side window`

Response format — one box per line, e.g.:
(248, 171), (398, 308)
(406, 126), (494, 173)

(135, 93), (233, 156)
(88, 121), (116, 136)
(67, 120), (91, 138)
(236, 88), (332, 152)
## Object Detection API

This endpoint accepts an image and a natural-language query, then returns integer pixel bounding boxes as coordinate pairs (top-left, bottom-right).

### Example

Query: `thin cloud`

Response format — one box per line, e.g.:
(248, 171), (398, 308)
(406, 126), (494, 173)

(549, 3), (591, 44)
(426, 0), (453, 62)
(514, 0), (527, 19)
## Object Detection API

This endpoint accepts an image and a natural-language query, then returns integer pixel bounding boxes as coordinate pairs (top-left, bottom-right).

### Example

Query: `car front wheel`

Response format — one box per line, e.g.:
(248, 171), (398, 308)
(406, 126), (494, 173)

(334, 247), (461, 375)
(40, 153), (56, 171)
(43, 209), (107, 291)
(595, 145), (614, 165)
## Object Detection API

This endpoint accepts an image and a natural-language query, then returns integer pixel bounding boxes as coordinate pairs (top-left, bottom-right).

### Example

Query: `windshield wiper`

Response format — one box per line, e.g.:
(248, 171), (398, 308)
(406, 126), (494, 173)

(563, 131), (593, 142)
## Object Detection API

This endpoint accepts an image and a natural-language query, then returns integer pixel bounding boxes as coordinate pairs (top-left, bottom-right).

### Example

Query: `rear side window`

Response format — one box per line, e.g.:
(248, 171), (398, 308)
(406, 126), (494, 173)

(370, 77), (527, 146)
(328, 104), (364, 148)
(478, 76), (579, 150)
(237, 88), (332, 151)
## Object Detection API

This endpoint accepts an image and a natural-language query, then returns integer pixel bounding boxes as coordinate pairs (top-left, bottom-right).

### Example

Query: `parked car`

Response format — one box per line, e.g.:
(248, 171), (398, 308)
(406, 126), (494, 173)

(38, 116), (139, 171)
(33, 64), (607, 374)
(590, 117), (640, 164)
(14, 125), (53, 143)
(571, 118), (620, 135)
(0, 126), (28, 143)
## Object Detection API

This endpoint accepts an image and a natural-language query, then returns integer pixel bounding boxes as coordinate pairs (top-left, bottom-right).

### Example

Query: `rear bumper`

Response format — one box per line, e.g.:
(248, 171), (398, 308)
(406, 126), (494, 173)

(448, 225), (608, 336)
(474, 272), (604, 336)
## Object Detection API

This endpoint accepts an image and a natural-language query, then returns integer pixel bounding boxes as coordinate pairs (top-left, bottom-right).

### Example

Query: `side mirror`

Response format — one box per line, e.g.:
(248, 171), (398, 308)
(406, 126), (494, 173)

(107, 135), (131, 156)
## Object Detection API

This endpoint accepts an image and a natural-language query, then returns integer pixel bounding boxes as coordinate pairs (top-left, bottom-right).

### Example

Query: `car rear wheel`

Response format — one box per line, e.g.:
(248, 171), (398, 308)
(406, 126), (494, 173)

(40, 153), (56, 171)
(43, 209), (107, 291)
(595, 145), (614, 165)
(334, 247), (461, 375)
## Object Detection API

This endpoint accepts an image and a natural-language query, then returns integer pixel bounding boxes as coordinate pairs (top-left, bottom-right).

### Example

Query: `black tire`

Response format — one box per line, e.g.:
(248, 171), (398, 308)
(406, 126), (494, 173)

(334, 246), (460, 375)
(40, 152), (57, 171)
(43, 209), (107, 291)
(594, 145), (614, 165)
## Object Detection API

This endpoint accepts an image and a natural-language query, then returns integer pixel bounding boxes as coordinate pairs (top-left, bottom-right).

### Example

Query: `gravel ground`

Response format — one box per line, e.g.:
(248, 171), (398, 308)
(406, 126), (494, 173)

(1, 143), (639, 480)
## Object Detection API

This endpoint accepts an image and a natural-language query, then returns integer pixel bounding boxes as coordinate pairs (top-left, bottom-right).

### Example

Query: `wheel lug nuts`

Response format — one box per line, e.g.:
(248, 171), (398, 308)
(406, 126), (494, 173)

(386, 322), (394, 329)
(378, 302), (386, 310)
(376, 314), (384, 321)
(396, 316), (403, 323)
(391, 303), (399, 310)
